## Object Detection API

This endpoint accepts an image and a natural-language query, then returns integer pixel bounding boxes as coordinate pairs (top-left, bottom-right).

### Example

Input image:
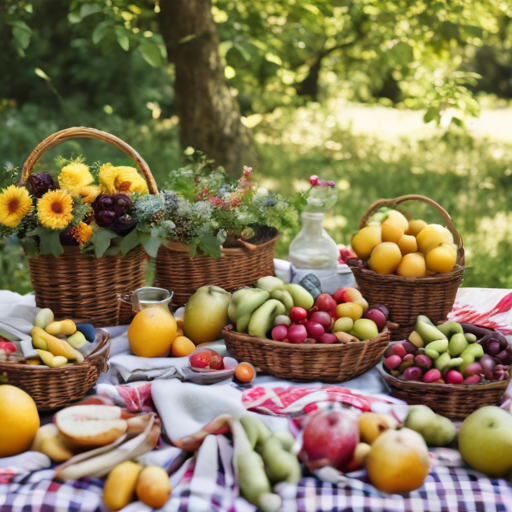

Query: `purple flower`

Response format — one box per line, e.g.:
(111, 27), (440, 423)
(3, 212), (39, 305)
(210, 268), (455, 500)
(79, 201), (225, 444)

(25, 173), (56, 198)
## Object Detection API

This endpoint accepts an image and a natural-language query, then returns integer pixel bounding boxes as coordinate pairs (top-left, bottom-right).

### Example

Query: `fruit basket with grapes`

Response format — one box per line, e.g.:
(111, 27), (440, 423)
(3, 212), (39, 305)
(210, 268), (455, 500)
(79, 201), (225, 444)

(223, 275), (392, 382)
(379, 316), (511, 420)
(347, 195), (465, 340)
(0, 127), (163, 326)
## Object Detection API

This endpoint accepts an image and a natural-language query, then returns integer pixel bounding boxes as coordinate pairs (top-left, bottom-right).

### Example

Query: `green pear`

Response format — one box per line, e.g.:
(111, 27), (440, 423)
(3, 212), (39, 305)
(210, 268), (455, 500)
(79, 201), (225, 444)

(283, 284), (314, 310)
(424, 338), (449, 359)
(448, 333), (468, 356)
(465, 333), (477, 343)
(228, 288), (269, 322)
(184, 285), (231, 344)
(270, 288), (294, 313)
(415, 315), (446, 344)
(405, 405), (456, 446)
(437, 321), (464, 339)
(458, 407), (512, 477)
(255, 276), (285, 293)
(248, 299), (286, 338)
(435, 351), (452, 370)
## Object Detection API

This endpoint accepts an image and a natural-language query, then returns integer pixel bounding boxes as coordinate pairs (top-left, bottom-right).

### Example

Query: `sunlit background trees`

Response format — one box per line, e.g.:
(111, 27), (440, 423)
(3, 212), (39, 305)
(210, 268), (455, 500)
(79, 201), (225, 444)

(1, 0), (512, 291)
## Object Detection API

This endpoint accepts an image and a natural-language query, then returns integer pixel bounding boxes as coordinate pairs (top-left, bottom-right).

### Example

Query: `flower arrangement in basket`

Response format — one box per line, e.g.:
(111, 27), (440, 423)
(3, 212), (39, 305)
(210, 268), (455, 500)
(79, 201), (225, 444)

(347, 195), (465, 340)
(153, 151), (297, 305)
(0, 127), (159, 326)
(380, 315), (511, 420)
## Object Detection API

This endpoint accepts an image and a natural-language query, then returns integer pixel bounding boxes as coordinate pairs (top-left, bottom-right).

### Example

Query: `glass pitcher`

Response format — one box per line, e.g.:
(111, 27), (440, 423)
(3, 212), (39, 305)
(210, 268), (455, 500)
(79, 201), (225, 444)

(122, 287), (174, 314)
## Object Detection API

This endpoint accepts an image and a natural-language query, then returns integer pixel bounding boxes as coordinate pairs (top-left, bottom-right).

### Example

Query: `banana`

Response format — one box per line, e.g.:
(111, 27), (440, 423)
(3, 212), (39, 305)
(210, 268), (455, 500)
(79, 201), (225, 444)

(248, 299), (286, 339)
(437, 321), (463, 339)
(255, 276), (285, 293)
(31, 327), (84, 363)
(415, 315), (446, 344)
(32, 331), (49, 350)
(270, 288), (294, 313)
(228, 288), (270, 322)
(424, 339), (449, 359)
(283, 284), (314, 310)
(37, 349), (68, 368)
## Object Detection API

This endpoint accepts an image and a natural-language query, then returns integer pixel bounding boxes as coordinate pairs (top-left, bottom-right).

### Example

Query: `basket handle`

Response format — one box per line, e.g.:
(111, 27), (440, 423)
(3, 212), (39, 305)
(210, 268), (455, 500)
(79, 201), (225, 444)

(20, 127), (158, 194)
(359, 194), (464, 263)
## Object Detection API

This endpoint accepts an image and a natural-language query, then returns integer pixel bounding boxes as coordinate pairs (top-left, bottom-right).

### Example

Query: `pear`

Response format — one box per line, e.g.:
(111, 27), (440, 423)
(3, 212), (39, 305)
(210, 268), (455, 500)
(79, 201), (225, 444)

(248, 299), (286, 338)
(405, 405), (455, 446)
(415, 315), (446, 344)
(448, 333), (468, 356)
(236, 313), (252, 334)
(270, 288), (294, 313)
(184, 285), (231, 344)
(32, 331), (49, 351)
(283, 283), (314, 310)
(228, 288), (269, 322)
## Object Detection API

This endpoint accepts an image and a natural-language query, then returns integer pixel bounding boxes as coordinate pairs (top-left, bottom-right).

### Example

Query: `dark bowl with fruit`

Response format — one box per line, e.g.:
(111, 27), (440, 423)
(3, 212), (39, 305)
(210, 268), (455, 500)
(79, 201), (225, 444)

(379, 319), (511, 421)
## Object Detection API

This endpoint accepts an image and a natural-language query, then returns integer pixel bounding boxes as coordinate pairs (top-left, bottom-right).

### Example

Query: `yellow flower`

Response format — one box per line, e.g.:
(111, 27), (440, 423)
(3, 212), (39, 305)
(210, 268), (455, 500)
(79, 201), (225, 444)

(99, 164), (148, 194)
(74, 222), (93, 244)
(37, 190), (74, 230)
(98, 163), (117, 194)
(0, 185), (32, 228)
(79, 185), (102, 204)
(58, 163), (94, 194)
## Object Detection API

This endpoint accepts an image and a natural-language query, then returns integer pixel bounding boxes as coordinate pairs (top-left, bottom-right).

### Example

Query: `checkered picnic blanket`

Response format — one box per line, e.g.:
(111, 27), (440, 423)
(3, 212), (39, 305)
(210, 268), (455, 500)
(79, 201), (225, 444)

(2, 446), (512, 512)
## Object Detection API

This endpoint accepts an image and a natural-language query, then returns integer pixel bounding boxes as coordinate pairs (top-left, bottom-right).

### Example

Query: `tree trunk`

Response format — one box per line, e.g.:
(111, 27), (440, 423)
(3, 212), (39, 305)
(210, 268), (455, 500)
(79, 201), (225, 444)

(159, 0), (257, 176)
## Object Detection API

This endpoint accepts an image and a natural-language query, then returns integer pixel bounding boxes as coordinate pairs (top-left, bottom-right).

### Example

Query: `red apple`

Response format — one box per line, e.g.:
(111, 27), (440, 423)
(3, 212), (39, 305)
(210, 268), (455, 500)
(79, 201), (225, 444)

(363, 308), (387, 332)
(305, 322), (325, 340)
(340, 287), (363, 303)
(332, 288), (346, 304)
(290, 307), (308, 322)
(309, 311), (331, 329)
(367, 304), (389, 320)
(287, 324), (308, 344)
(302, 409), (360, 471)
(316, 293), (336, 312)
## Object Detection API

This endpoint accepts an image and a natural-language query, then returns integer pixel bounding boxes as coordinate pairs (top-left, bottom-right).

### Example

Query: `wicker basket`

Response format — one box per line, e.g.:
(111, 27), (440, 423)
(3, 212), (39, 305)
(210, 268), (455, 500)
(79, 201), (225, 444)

(0, 330), (111, 411)
(223, 327), (391, 383)
(379, 365), (510, 421)
(20, 127), (159, 327)
(349, 195), (465, 340)
(155, 228), (279, 307)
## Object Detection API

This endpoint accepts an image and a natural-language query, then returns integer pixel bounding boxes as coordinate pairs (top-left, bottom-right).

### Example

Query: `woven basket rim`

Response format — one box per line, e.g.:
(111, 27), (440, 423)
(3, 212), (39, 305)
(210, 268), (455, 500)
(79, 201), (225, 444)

(222, 326), (390, 351)
(0, 330), (110, 373)
(349, 263), (466, 283)
(378, 363), (511, 391)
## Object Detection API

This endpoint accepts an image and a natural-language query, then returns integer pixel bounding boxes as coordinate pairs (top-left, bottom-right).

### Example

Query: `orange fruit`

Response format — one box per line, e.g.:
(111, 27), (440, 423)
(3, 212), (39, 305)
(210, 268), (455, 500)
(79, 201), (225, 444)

(425, 244), (457, 273)
(397, 234), (418, 255)
(368, 242), (402, 274)
(171, 336), (196, 357)
(406, 219), (428, 237)
(234, 363), (256, 383)
(128, 307), (177, 358)
(381, 222), (404, 243)
(366, 428), (430, 493)
(351, 224), (382, 260)
(0, 385), (40, 457)
(396, 253), (426, 277)
(416, 224), (454, 254)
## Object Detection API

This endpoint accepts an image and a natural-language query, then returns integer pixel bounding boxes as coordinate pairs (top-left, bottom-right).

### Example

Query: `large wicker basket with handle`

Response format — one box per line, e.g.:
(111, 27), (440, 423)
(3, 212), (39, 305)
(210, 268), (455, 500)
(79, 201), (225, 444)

(20, 127), (158, 326)
(0, 330), (111, 411)
(155, 227), (279, 307)
(348, 195), (465, 340)
(223, 326), (391, 383)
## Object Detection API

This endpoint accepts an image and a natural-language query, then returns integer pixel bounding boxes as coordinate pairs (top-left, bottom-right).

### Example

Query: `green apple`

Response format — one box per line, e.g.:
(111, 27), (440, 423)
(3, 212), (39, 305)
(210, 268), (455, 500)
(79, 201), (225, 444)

(350, 318), (379, 341)
(184, 286), (231, 344)
(458, 406), (512, 478)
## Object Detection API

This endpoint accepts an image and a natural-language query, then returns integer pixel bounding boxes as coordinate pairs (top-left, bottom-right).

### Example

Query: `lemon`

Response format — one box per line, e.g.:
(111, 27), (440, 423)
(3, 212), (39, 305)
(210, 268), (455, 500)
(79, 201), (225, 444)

(128, 307), (177, 358)
(0, 385), (40, 457)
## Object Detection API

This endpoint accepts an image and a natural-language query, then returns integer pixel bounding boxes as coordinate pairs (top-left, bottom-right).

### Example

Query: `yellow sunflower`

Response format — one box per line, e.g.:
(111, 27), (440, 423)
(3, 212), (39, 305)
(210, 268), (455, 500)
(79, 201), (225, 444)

(73, 222), (93, 244)
(99, 164), (148, 194)
(58, 162), (94, 194)
(0, 185), (32, 228)
(37, 190), (74, 230)
(79, 185), (102, 204)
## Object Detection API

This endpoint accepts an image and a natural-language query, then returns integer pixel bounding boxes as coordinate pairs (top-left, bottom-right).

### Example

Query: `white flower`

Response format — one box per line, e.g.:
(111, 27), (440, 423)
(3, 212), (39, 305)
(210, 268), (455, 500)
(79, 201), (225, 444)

(256, 187), (268, 196)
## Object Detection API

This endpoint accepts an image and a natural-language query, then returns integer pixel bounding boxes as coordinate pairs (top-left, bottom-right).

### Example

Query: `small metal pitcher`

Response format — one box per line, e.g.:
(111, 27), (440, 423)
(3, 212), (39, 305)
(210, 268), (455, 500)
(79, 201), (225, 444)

(121, 287), (174, 313)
